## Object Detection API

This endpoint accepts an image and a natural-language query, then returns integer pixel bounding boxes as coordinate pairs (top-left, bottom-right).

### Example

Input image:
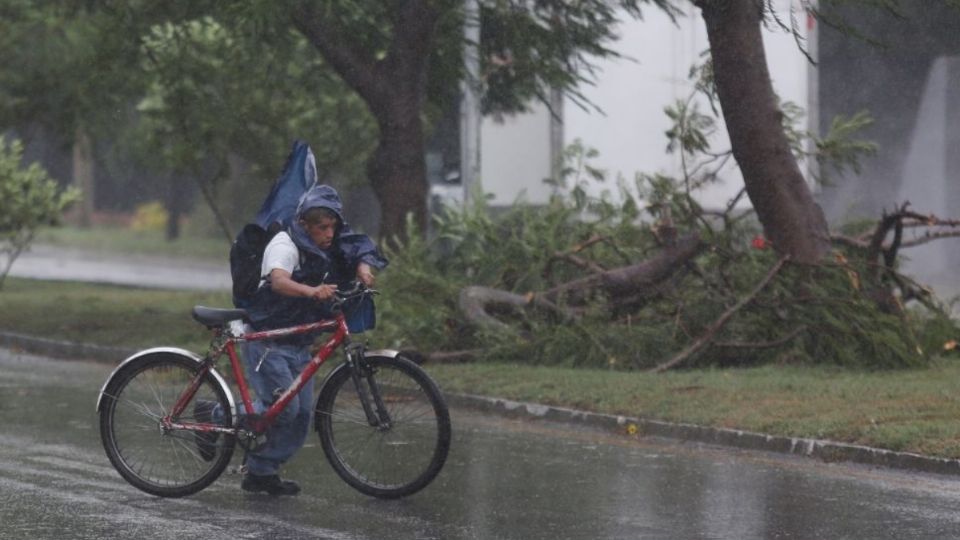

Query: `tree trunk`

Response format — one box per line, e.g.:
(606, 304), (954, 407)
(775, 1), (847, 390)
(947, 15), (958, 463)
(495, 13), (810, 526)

(71, 127), (95, 228)
(164, 173), (188, 241)
(366, 97), (429, 243)
(696, 0), (830, 264)
(292, 1), (437, 244)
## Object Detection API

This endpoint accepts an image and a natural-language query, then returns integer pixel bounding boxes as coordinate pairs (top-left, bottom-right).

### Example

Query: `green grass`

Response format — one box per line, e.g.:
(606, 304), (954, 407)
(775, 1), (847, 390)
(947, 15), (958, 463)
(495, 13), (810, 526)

(3, 276), (960, 459)
(0, 277), (231, 351)
(423, 361), (960, 458)
(35, 225), (230, 262)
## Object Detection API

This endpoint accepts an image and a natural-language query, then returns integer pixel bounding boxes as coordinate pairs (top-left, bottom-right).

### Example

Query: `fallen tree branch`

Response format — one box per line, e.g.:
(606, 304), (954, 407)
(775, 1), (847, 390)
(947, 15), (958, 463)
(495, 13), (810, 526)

(831, 204), (960, 253)
(897, 230), (960, 248)
(829, 233), (868, 250)
(543, 234), (632, 278)
(540, 232), (704, 304)
(546, 253), (607, 275)
(458, 285), (576, 333)
(570, 234), (609, 253)
(458, 233), (704, 334)
(649, 256), (789, 374)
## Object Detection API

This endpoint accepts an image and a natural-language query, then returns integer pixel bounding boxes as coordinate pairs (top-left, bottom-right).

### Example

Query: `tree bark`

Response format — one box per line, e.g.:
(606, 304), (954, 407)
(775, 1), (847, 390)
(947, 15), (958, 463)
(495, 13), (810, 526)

(541, 232), (704, 304)
(459, 285), (576, 332)
(695, 0), (830, 264)
(366, 98), (429, 245)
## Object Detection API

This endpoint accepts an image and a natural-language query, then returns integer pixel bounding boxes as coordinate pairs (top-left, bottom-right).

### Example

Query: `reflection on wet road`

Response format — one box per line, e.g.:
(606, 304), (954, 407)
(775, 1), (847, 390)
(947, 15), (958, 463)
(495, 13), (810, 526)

(2, 349), (960, 539)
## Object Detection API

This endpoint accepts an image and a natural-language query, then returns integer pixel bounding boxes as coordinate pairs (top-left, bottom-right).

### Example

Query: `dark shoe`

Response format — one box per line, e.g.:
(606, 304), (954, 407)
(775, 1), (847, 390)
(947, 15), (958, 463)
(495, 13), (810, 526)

(241, 473), (301, 496)
(193, 400), (219, 462)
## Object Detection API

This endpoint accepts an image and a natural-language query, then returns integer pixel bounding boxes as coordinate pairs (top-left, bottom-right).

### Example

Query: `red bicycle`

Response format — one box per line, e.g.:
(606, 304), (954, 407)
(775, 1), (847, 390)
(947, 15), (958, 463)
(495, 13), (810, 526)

(96, 284), (451, 499)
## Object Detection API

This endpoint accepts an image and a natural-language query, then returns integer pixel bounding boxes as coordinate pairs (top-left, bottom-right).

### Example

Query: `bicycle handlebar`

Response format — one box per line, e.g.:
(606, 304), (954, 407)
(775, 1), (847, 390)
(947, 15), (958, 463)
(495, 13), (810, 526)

(332, 281), (378, 303)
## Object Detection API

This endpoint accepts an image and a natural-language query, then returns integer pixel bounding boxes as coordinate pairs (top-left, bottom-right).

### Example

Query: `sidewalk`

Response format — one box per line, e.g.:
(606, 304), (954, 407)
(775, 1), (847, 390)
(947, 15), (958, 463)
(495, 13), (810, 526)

(7, 244), (231, 290)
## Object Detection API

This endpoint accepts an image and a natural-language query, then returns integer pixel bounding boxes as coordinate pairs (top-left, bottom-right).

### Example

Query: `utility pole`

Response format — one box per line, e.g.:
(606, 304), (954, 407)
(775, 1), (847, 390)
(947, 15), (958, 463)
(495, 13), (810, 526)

(460, 0), (481, 207)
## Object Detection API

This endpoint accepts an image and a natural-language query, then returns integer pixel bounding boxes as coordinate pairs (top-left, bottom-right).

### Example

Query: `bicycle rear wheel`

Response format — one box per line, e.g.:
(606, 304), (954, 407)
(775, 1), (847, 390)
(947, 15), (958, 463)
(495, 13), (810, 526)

(315, 354), (451, 499)
(99, 353), (235, 497)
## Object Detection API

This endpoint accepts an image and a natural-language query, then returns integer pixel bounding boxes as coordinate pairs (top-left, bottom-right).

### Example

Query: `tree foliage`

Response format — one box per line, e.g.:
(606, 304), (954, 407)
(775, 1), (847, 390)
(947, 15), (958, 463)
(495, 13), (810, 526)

(0, 2), (144, 140)
(374, 73), (958, 371)
(0, 1), (379, 237)
(0, 137), (80, 289)
(3, 0), (676, 241)
(478, 0), (676, 114)
(127, 15), (377, 237)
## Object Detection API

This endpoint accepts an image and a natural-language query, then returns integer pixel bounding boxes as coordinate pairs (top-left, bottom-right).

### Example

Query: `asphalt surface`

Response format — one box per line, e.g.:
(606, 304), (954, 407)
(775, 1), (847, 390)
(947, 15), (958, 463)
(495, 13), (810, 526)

(5, 350), (960, 540)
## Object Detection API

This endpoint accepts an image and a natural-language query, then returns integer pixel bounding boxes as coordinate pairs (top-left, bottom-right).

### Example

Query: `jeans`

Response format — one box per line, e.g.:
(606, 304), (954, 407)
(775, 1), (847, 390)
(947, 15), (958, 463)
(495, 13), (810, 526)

(241, 339), (315, 476)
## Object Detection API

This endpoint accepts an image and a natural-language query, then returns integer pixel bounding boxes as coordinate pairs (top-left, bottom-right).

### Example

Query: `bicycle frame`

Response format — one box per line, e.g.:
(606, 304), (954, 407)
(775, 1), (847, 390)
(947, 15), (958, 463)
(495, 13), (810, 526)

(96, 275), (451, 500)
(165, 311), (352, 438)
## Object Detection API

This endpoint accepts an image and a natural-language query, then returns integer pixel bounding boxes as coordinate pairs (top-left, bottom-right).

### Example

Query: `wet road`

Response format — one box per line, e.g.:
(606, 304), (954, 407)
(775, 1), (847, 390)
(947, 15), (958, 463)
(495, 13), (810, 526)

(7, 244), (231, 290)
(2, 349), (960, 539)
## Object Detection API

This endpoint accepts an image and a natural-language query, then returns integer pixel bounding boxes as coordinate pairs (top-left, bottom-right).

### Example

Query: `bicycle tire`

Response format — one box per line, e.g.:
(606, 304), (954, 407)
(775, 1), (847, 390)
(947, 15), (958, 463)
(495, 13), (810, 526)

(315, 354), (451, 499)
(99, 353), (235, 497)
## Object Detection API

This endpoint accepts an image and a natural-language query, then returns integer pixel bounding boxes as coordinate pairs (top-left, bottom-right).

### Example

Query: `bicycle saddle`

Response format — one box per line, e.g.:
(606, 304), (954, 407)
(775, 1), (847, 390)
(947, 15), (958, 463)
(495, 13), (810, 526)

(192, 305), (248, 327)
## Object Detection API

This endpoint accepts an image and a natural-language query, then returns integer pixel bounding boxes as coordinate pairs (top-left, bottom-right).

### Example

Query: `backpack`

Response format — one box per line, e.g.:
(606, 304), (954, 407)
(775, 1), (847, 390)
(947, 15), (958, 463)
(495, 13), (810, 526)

(230, 223), (280, 309)
(232, 140), (317, 308)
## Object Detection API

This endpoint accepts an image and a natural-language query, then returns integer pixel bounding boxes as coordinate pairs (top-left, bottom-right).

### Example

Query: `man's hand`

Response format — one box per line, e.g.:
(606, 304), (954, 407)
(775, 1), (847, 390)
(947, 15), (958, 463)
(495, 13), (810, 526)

(270, 268), (338, 300)
(307, 283), (338, 301)
(356, 262), (376, 287)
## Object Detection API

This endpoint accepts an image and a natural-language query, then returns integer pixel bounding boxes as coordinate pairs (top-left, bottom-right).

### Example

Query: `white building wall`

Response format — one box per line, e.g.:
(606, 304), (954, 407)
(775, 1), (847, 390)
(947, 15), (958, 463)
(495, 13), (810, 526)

(562, 1), (814, 209)
(479, 101), (556, 206)
(474, 1), (815, 211)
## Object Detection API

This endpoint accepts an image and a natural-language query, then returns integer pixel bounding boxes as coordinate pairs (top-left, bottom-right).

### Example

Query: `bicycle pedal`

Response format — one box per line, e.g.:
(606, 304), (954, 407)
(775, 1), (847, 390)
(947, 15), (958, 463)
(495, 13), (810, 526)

(227, 464), (248, 475)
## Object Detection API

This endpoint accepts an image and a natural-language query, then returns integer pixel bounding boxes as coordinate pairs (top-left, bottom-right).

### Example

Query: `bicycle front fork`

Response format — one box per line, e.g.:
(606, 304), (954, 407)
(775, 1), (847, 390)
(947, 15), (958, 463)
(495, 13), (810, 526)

(346, 345), (392, 430)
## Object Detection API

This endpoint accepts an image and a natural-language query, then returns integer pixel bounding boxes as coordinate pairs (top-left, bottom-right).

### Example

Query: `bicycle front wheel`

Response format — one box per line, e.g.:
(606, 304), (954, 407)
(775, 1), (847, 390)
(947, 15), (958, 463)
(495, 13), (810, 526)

(315, 354), (451, 499)
(98, 353), (235, 497)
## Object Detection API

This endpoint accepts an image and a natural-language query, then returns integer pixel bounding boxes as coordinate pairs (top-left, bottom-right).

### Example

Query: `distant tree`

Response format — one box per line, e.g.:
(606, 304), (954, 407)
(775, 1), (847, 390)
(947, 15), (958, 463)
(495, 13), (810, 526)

(0, 2), (380, 240)
(1, 0), (874, 259)
(3, 0), (680, 242)
(0, 137), (80, 289)
(0, 2), (146, 226)
(129, 16), (376, 240)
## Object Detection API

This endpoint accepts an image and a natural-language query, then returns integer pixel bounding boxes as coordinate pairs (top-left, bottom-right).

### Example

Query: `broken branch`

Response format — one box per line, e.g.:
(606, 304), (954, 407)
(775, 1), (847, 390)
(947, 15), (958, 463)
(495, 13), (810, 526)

(650, 256), (789, 373)
(458, 285), (576, 333)
(541, 232), (704, 304)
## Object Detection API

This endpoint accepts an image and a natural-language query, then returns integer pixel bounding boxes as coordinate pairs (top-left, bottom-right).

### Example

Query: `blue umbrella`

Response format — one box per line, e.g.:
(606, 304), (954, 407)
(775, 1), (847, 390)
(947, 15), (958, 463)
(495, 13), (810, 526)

(254, 140), (317, 230)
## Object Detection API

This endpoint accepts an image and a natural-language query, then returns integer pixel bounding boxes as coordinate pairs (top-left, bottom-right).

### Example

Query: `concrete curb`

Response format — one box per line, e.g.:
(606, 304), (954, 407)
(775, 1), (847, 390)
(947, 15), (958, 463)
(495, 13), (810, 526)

(5, 330), (960, 477)
(444, 393), (960, 477)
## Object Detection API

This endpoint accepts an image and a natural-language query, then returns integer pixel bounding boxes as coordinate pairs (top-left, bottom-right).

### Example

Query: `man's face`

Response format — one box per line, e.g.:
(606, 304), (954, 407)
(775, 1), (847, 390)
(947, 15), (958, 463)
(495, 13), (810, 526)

(302, 216), (337, 249)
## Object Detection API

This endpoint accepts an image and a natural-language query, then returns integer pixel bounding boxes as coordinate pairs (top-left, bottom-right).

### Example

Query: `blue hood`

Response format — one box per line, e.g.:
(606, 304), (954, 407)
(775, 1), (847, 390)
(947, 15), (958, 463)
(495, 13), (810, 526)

(289, 184), (345, 257)
(289, 184), (388, 271)
(296, 184), (345, 223)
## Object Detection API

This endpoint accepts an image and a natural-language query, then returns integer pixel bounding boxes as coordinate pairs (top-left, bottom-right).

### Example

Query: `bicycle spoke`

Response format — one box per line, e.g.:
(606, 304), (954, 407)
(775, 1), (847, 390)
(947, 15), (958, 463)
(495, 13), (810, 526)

(100, 355), (235, 497)
(316, 357), (449, 498)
